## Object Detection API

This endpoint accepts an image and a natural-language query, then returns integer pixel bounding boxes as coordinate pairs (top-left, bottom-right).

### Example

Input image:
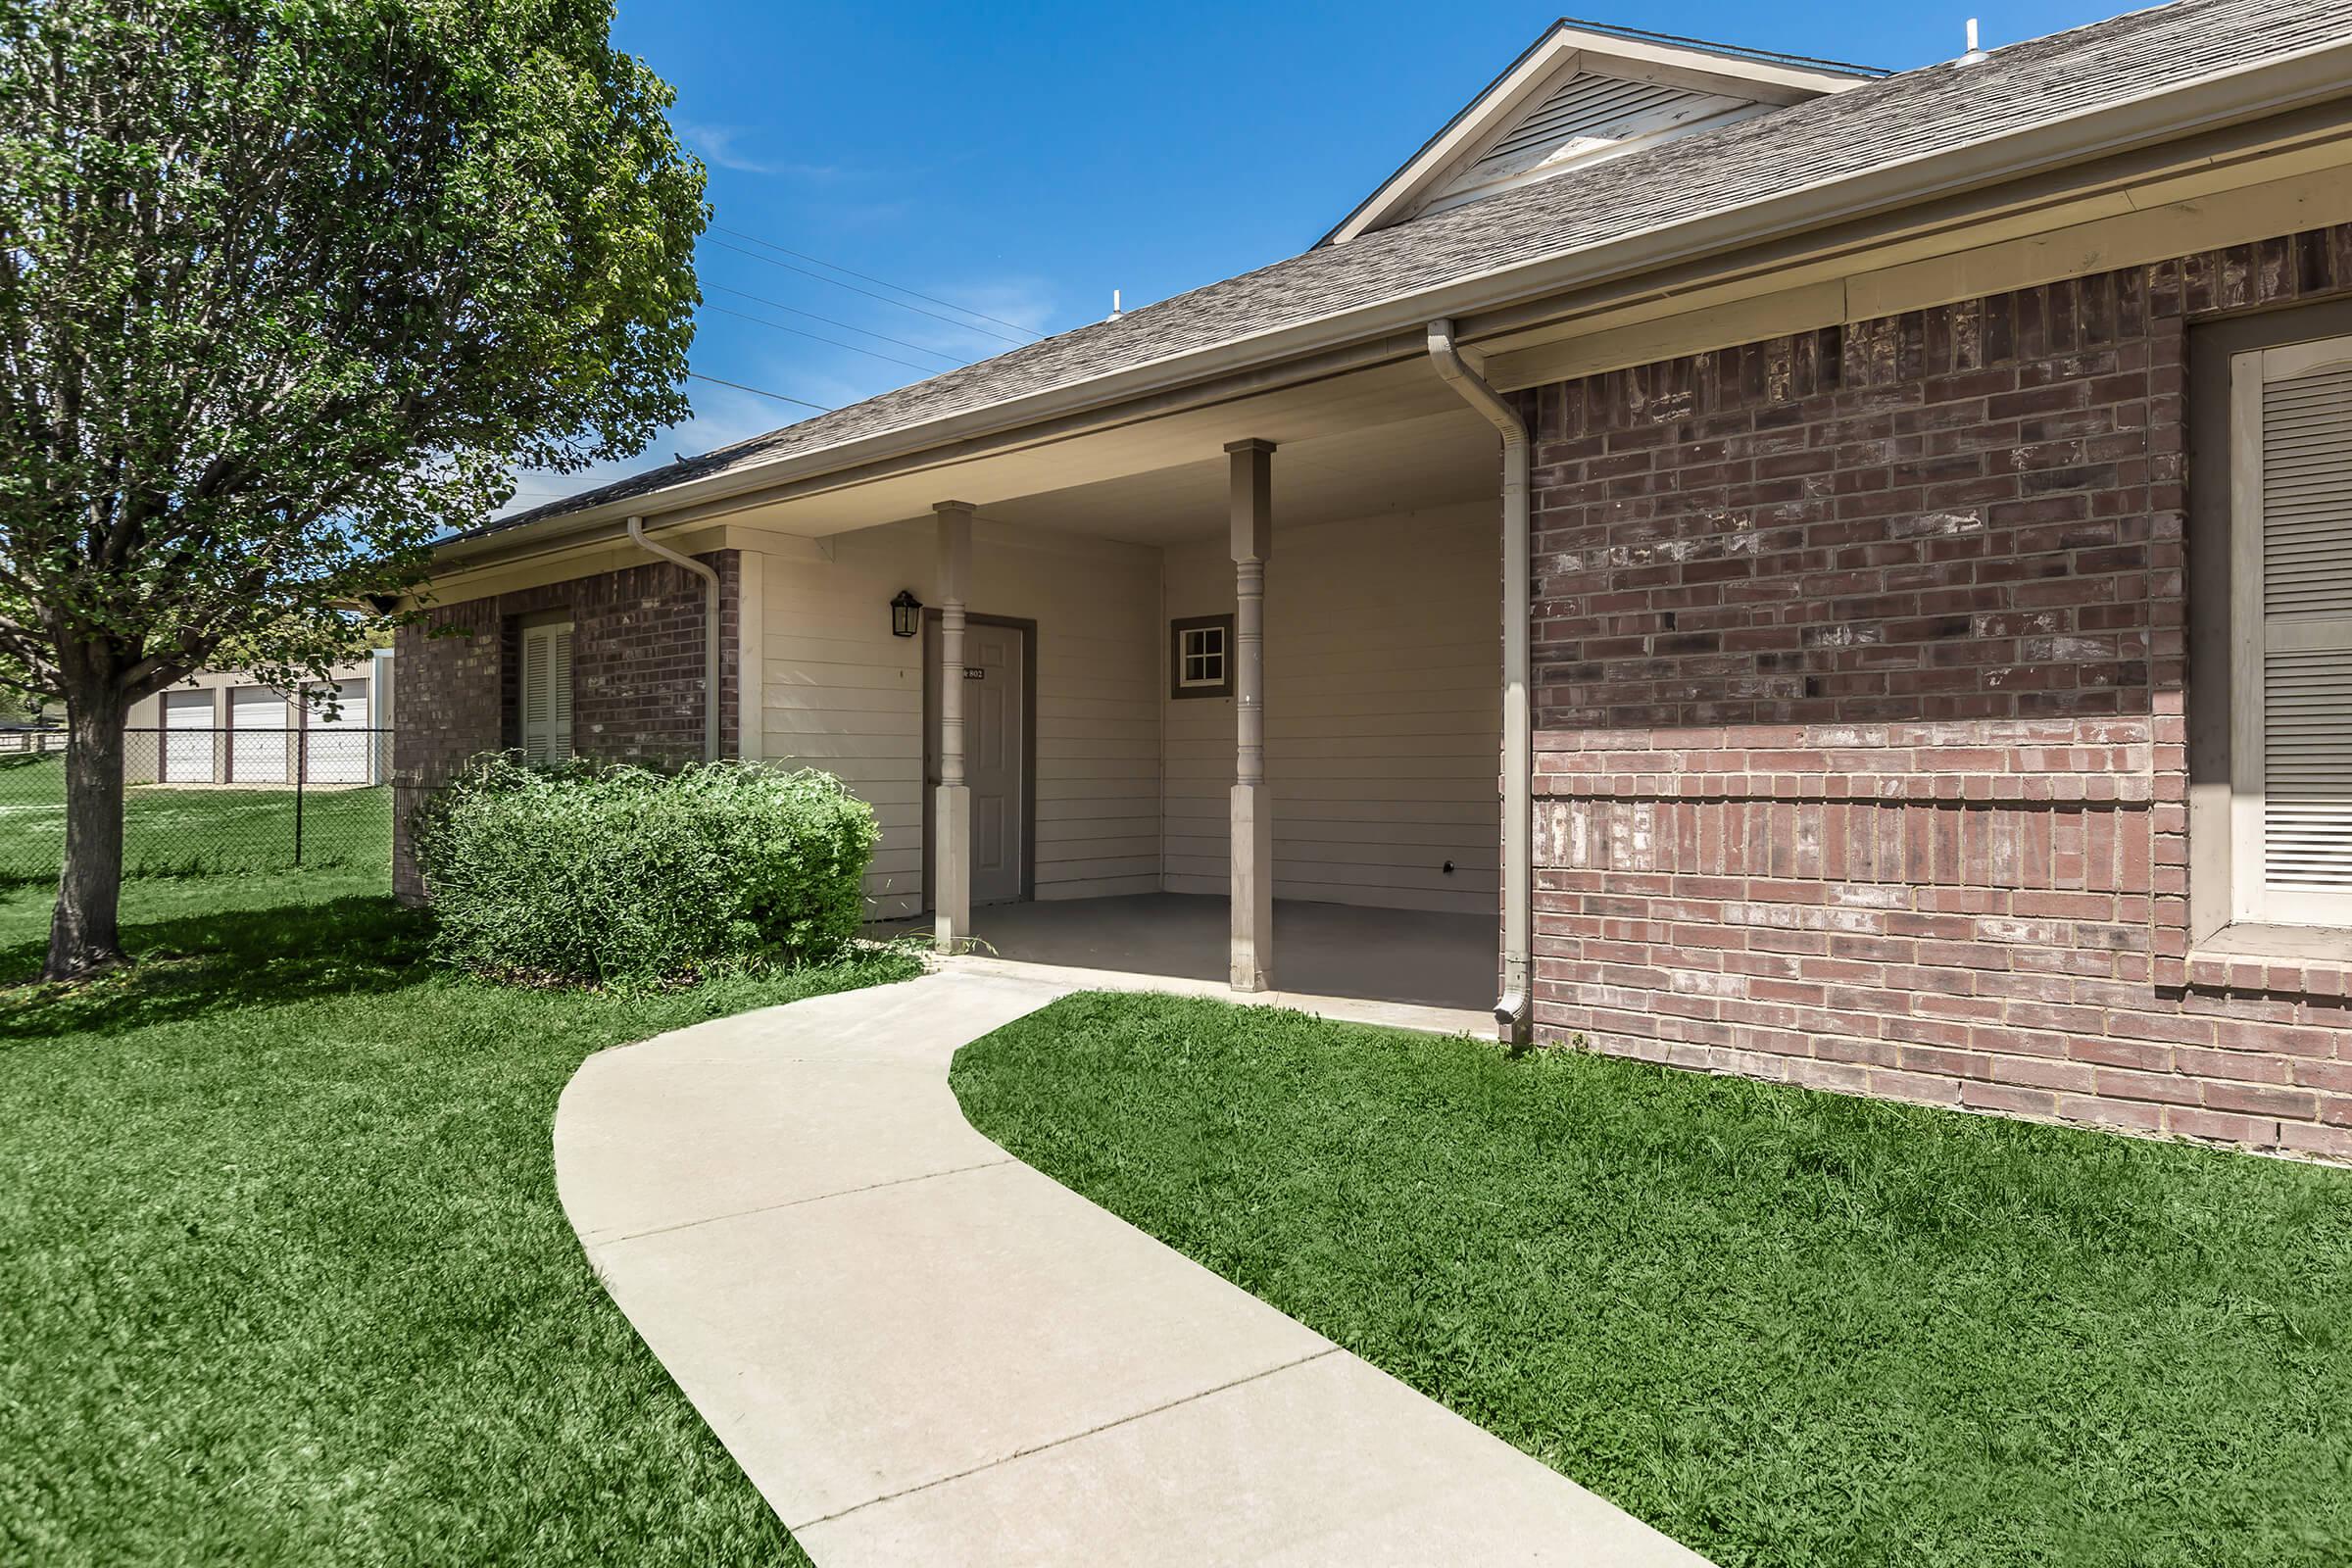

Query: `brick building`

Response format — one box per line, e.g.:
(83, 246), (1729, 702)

(393, 552), (740, 899)
(405, 0), (2352, 1159)
(1528, 240), (2352, 1160)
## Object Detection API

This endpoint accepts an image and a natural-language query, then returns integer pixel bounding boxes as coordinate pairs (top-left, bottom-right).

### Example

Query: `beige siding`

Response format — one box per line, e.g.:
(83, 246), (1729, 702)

(124, 654), (390, 786)
(1161, 501), (1500, 915)
(754, 518), (1160, 920)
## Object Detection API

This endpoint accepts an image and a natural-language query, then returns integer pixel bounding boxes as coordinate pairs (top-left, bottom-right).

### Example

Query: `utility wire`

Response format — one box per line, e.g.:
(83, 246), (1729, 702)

(702, 301), (952, 375)
(687, 370), (832, 412)
(711, 224), (1044, 340)
(706, 237), (1035, 348)
(705, 283), (971, 365)
(502, 366), (832, 508)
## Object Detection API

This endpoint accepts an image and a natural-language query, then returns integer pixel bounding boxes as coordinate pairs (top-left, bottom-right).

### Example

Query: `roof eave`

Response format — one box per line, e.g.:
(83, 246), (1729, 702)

(443, 31), (2352, 568)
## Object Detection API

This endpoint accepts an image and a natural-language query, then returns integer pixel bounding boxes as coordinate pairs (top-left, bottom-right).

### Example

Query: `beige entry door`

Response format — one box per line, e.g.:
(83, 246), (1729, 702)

(961, 621), (1026, 906)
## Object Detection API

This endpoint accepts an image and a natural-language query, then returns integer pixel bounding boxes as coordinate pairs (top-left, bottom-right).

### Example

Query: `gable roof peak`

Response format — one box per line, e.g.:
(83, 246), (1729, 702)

(1320, 16), (1886, 247)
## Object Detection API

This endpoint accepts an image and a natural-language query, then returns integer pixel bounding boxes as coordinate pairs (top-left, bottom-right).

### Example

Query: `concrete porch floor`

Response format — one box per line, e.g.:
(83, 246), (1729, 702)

(872, 893), (1497, 1036)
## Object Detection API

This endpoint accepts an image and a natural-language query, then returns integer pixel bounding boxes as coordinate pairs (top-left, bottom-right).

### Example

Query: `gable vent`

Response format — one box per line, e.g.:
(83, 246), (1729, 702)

(1475, 75), (1712, 172)
(1422, 72), (1758, 219)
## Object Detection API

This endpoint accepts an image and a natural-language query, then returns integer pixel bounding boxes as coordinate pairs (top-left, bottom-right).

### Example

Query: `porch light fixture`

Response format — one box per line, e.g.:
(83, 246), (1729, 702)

(890, 589), (922, 638)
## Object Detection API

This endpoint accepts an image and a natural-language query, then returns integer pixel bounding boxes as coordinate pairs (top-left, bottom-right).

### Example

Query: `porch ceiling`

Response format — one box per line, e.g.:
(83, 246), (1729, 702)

(721, 355), (1499, 544)
(985, 408), (1500, 545)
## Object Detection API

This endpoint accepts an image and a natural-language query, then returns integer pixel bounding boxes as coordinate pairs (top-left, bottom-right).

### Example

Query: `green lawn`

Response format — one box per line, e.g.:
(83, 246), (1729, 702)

(0, 867), (919, 1565)
(953, 992), (2352, 1568)
(0, 754), (389, 886)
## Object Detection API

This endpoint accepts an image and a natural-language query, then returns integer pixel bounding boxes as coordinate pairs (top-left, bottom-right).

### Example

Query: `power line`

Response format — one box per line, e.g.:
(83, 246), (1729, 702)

(687, 370), (831, 412)
(704, 283), (970, 365)
(702, 302), (950, 375)
(711, 224), (1045, 340)
(706, 237), (1035, 348)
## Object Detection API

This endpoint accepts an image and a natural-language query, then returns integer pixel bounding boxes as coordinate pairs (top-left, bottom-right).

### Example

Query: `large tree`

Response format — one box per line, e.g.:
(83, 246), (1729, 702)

(0, 0), (705, 978)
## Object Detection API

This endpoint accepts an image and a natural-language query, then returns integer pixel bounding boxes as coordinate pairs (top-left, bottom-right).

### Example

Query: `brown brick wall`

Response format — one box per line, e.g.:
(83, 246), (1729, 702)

(1527, 225), (2352, 1161)
(391, 550), (740, 901)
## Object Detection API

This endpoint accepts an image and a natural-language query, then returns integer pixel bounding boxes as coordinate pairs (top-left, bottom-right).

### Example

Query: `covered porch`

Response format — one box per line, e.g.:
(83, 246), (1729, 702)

(730, 347), (1525, 1035)
(880, 893), (1496, 1035)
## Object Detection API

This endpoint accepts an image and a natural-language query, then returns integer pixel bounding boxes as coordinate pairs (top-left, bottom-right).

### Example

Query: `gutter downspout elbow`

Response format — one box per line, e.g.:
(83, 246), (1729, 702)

(625, 514), (722, 763)
(1427, 319), (1535, 1050)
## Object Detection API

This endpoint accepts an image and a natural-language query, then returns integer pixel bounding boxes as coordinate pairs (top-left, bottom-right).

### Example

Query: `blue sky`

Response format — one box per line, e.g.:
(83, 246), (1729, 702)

(508, 0), (2129, 510)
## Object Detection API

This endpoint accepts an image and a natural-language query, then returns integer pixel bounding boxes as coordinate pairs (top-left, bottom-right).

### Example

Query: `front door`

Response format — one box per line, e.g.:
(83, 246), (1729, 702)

(927, 616), (1027, 908)
(963, 621), (1025, 906)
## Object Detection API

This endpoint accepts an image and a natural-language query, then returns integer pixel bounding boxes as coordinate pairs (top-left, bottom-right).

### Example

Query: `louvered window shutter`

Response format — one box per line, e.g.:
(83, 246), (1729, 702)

(2230, 336), (2352, 926)
(549, 628), (573, 760)
(520, 623), (574, 764)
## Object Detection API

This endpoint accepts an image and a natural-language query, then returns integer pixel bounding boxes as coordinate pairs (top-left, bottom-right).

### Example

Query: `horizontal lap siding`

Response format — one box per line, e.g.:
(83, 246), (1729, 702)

(756, 521), (1159, 921)
(1164, 502), (1501, 916)
(1527, 226), (2352, 1160)
(1027, 549), (1161, 899)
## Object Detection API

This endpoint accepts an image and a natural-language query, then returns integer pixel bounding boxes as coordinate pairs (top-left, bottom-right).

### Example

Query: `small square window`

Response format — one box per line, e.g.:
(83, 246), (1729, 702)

(1169, 613), (1235, 700)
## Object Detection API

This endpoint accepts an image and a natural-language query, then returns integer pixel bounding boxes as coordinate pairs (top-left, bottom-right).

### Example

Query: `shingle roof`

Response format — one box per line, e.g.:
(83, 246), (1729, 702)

(468, 0), (2352, 542)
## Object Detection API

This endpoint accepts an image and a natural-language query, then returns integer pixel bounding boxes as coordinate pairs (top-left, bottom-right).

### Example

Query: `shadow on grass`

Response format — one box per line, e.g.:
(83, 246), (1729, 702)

(0, 893), (428, 1044)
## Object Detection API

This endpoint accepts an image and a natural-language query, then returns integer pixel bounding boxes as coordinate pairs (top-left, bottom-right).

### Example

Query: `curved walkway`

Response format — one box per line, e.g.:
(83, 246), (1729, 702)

(555, 970), (1710, 1566)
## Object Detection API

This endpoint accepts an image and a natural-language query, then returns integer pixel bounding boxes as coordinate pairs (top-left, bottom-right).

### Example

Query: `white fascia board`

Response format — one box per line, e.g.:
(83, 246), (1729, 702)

(442, 33), (2352, 570)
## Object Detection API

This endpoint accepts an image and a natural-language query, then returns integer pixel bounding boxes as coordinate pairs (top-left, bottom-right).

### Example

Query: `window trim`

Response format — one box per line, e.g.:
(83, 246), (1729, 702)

(2186, 299), (2352, 957)
(1168, 613), (1235, 700)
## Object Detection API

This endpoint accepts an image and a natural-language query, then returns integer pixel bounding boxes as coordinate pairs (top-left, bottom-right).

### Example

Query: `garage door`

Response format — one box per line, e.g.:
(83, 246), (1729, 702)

(303, 679), (371, 784)
(161, 691), (217, 783)
(228, 687), (288, 784)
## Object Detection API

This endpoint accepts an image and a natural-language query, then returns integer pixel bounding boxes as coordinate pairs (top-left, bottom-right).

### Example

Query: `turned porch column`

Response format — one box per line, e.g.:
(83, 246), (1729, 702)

(933, 501), (974, 954)
(1226, 439), (1275, 992)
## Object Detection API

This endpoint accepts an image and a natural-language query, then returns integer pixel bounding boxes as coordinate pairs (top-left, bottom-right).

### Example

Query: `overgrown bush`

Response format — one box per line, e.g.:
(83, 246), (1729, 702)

(414, 755), (880, 986)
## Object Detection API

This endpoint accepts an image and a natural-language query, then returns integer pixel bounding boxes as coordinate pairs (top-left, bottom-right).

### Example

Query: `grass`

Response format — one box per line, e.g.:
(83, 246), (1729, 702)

(0, 865), (921, 1566)
(0, 754), (389, 885)
(952, 992), (2352, 1568)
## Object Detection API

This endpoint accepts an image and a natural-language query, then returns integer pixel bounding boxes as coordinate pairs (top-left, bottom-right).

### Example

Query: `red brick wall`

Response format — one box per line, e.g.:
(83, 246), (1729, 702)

(1528, 226), (2352, 1161)
(391, 550), (740, 901)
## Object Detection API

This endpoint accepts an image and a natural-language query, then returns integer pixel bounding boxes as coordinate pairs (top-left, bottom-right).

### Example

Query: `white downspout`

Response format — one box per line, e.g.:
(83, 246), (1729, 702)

(624, 514), (721, 762)
(1426, 320), (1534, 1048)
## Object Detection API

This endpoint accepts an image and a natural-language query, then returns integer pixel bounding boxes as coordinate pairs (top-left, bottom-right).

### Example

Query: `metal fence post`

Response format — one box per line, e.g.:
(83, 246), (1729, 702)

(294, 722), (307, 867)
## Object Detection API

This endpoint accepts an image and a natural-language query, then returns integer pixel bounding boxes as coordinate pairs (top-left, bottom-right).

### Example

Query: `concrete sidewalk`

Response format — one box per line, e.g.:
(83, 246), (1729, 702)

(555, 970), (1711, 1566)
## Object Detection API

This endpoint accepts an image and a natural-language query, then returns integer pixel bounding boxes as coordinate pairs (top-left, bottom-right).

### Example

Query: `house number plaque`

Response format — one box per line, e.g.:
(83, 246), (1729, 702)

(963, 666), (986, 680)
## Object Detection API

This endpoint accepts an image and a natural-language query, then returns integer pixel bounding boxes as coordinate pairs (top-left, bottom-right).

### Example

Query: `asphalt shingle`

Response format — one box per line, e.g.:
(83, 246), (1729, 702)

(469, 0), (2352, 540)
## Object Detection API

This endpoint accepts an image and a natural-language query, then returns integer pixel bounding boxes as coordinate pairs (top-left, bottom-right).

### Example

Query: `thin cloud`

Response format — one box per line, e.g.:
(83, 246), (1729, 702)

(673, 120), (853, 182)
(492, 388), (793, 518)
(489, 276), (1066, 520)
(857, 277), (1060, 364)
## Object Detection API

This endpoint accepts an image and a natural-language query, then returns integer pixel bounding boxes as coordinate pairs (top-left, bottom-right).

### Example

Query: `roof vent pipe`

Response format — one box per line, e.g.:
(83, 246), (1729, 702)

(1960, 18), (1986, 63)
(1426, 319), (1533, 1050)
(624, 514), (722, 762)
(1107, 288), (1124, 321)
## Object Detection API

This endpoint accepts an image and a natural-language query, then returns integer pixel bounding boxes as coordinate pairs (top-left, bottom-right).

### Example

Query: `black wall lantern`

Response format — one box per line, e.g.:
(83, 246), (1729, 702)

(889, 589), (923, 638)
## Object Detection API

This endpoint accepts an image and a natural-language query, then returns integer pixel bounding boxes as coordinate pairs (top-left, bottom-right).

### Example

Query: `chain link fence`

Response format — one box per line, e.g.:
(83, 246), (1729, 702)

(0, 725), (393, 887)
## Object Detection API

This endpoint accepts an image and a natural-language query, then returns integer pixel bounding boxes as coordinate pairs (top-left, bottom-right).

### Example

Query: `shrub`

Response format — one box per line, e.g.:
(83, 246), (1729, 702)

(414, 755), (880, 986)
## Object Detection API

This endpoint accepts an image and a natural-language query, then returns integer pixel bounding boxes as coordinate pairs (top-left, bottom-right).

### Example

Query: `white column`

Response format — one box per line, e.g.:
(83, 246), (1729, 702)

(933, 502), (974, 954)
(1226, 439), (1275, 992)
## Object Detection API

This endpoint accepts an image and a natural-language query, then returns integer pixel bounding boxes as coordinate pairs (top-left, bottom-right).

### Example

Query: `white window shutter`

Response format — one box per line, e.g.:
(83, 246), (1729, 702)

(550, 627), (573, 760)
(2232, 338), (2352, 926)
(520, 623), (573, 764)
(521, 627), (550, 762)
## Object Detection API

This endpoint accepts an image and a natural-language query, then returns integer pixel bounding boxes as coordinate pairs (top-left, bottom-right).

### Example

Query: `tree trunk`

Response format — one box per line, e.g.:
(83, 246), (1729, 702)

(45, 684), (130, 980)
